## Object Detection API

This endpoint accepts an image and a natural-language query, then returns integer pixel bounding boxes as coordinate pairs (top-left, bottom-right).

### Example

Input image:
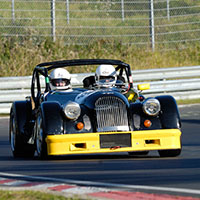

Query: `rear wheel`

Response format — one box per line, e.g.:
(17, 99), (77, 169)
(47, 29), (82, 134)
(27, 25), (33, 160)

(10, 109), (35, 158)
(36, 113), (48, 159)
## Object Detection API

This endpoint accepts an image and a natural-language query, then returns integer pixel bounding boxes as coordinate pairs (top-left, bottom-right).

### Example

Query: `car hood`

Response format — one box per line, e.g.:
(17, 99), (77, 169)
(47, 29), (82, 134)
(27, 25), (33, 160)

(45, 89), (84, 105)
(45, 88), (129, 109)
(75, 88), (129, 109)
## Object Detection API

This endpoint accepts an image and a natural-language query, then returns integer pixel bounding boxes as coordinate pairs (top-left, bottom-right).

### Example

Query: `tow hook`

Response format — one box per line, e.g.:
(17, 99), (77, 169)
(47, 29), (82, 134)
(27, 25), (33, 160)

(110, 146), (121, 150)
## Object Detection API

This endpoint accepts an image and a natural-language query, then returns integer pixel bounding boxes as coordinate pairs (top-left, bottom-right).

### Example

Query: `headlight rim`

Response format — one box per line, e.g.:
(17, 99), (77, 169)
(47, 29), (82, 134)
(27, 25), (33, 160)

(63, 101), (81, 120)
(142, 98), (161, 116)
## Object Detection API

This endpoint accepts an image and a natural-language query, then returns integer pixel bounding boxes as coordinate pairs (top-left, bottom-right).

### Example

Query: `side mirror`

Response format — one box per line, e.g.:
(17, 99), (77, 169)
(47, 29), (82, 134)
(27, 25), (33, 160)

(137, 83), (150, 91)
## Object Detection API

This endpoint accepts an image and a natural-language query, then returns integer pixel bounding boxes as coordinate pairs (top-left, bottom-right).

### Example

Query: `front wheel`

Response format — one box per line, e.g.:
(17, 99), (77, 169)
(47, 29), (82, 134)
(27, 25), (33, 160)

(158, 149), (181, 157)
(35, 113), (48, 159)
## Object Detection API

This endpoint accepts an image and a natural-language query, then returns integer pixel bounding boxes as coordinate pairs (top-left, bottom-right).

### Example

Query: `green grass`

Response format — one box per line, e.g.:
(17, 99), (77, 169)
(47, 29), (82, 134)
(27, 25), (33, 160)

(0, 37), (199, 77)
(177, 98), (200, 105)
(0, 190), (82, 200)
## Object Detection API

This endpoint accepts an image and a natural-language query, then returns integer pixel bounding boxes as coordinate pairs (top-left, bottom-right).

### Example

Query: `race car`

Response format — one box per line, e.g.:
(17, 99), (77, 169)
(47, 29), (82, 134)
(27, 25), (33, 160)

(9, 59), (182, 159)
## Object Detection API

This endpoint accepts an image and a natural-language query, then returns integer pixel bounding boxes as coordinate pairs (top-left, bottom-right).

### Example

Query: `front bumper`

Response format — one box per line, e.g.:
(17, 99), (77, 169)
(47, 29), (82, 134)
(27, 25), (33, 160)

(45, 129), (181, 156)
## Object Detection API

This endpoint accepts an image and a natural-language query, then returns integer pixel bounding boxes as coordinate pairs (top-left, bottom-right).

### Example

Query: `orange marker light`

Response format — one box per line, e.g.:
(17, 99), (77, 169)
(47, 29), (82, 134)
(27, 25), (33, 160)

(144, 120), (152, 128)
(76, 122), (84, 130)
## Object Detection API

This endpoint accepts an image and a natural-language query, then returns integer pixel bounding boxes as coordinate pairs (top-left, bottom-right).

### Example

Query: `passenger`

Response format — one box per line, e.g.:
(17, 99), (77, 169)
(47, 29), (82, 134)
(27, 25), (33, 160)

(95, 64), (138, 102)
(95, 64), (117, 88)
(83, 64), (138, 102)
(49, 68), (72, 91)
(83, 64), (125, 89)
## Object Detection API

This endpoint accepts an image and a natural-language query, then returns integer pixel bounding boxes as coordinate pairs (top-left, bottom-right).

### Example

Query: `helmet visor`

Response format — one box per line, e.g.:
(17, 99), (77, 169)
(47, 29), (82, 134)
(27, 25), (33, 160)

(99, 76), (115, 84)
(51, 79), (70, 87)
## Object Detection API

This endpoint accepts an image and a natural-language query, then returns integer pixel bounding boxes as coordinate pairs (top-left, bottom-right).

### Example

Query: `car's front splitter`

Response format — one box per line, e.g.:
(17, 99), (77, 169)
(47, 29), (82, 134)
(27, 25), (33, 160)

(45, 129), (181, 156)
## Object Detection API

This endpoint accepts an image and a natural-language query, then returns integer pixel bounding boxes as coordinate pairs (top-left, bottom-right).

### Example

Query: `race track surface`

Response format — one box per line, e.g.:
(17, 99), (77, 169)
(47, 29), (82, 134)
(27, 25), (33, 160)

(0, 104), (200, 198)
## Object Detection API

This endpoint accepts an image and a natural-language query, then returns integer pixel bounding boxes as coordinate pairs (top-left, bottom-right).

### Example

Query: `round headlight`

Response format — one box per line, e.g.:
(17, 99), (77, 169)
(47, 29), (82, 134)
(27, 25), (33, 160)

(63, 102), (81, 120)
(142, 98), (160, 116)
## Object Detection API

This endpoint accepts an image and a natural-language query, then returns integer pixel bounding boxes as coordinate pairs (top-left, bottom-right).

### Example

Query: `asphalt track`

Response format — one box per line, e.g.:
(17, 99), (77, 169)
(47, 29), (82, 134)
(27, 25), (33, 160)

(0, 104), (200, 199)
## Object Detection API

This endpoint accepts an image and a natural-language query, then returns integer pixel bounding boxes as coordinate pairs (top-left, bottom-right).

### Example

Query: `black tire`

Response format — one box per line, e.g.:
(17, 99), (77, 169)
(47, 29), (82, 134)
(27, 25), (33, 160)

(35, 112), (48, 159)
(128, 151), (149, 156)
(159, 132), (182, 158)
(9, 109), (35, 158)
(158, 149), (181, 157)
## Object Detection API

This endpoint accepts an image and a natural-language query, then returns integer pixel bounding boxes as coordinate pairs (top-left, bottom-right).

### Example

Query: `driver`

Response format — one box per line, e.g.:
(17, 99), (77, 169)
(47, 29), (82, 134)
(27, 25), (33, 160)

(95, 64), (117, 88)
(49, 68), (72, 91)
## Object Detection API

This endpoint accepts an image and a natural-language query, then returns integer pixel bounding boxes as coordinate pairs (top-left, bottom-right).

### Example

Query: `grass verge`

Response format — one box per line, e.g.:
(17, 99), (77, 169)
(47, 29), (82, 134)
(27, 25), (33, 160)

(176, 98), (200, 105)
(0, 190), (82, 200)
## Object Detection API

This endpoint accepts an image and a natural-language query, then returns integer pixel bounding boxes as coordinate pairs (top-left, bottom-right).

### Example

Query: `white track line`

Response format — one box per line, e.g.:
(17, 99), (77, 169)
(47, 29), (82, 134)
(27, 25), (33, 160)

(0, 172), (200, 195)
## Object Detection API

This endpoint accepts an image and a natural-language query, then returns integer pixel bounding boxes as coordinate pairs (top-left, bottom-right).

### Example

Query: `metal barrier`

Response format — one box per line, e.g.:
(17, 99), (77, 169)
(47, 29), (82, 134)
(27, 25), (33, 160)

(1, 66), (200, 114)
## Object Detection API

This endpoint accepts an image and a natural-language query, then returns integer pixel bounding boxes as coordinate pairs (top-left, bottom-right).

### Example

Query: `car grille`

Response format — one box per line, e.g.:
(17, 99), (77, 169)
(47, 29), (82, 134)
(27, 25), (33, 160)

(95, 96), (129, 132)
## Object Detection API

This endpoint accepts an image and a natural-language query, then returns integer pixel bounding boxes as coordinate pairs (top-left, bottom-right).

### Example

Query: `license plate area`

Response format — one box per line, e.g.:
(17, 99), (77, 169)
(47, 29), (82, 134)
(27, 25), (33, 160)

(100, 133), (131, 149)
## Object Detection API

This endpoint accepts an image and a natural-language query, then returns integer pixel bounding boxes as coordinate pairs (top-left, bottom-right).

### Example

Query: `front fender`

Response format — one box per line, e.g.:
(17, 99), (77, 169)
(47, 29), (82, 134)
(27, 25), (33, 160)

(130, 102), (162, 130)
(156, 95), (181, 129)
(130, 95), (181, 130)
(40, 101), (63, 135)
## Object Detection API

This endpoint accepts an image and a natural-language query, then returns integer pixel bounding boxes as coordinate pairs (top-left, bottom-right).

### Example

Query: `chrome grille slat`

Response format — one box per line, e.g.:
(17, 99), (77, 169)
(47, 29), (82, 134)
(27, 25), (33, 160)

(95, 96), (129, 132)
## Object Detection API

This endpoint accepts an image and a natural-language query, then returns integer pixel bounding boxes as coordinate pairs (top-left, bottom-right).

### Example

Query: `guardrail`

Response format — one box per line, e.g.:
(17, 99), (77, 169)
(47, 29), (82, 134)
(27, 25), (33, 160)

(1, 66), (200, 114)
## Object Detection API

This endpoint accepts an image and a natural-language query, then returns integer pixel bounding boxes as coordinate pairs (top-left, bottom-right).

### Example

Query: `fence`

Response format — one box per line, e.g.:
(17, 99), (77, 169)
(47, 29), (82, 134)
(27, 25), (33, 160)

(1, 65), (200, 114)
(0, 0), (200, 51)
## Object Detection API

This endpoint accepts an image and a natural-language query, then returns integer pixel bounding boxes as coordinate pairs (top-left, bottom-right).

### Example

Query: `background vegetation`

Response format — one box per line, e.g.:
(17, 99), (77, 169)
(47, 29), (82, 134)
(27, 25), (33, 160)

(0, 0), (199, 77)
(0, 37), (200, 77)
(0, 190), (80, 200)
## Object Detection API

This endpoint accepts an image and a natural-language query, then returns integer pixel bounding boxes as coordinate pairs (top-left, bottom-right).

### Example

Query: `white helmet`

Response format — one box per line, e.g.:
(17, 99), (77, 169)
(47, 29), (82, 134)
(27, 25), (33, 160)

(95, 64), (116, 88)
(49, 68), (71, 90)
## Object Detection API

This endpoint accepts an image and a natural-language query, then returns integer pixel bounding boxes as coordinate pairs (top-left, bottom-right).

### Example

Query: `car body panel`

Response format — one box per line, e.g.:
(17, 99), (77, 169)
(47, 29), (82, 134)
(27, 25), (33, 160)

(46, 129), (181, 155)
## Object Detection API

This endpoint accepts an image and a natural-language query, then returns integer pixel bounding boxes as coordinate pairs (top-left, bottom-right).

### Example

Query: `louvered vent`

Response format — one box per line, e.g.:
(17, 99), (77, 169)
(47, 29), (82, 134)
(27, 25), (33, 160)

(95, 96), (129, 132)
